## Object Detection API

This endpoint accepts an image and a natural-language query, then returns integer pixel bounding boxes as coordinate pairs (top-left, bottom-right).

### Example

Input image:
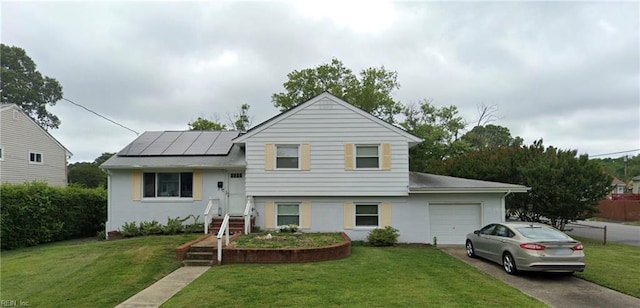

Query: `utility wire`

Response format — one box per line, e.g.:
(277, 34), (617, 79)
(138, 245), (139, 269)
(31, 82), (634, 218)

(62, 97), (139, 135)
(589, 149), (640, 158)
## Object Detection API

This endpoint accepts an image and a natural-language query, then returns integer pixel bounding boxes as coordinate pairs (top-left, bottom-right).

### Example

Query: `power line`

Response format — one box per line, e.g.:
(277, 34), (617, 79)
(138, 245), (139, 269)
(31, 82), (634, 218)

(590, 149), (640, 158)
(62, 97), (139, 135)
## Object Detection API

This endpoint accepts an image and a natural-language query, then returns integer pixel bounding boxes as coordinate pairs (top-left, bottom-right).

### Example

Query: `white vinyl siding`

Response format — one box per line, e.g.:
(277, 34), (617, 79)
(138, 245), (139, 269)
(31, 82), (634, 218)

(243, 97), (411, 196)
(0, 106), (69, 186)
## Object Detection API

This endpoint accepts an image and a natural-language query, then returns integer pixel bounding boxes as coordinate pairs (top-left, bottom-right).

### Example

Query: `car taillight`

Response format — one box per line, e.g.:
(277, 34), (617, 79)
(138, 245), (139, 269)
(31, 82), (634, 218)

(572, 244), (584, 251)
(520, 243), (546, 250)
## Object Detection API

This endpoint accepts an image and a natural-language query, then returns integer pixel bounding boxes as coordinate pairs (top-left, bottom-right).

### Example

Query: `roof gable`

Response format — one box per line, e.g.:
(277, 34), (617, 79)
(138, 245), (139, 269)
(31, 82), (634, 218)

(117, 130), (240, 157)
(0, 104), (72, 157)
(233, 92), (423, 145)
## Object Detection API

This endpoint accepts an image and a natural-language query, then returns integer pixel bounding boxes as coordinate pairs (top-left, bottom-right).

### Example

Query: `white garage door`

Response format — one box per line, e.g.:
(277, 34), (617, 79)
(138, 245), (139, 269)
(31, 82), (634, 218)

(429, 203), (481, 245)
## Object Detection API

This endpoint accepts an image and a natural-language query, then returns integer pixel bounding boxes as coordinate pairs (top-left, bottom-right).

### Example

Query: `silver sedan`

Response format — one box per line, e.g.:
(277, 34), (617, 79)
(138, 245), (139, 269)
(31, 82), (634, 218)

(465, 222), (585, 275)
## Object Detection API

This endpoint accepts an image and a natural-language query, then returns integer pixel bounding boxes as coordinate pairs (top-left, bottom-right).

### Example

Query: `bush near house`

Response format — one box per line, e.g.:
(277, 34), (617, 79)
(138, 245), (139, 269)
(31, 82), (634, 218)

(0, 182), (107, 250)
(367, 226), (400, 246)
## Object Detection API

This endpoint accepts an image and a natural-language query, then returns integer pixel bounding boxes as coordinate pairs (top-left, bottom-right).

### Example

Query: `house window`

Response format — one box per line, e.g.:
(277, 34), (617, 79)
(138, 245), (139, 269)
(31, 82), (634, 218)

(0, 146), (3, 161)
(355, 204), (379, 227)
(143, 172), (193, 198)
(277, 203), (300, 226)
(29, 151), (43, 164)
(276, 145), (299, 169)
(230, 173), (243, 178)
(355, 145), (379, 168)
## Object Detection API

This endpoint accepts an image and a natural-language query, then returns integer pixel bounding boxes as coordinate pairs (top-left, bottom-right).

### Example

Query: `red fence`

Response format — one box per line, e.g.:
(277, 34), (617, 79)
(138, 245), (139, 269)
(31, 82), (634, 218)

(596, 199), (640, 221)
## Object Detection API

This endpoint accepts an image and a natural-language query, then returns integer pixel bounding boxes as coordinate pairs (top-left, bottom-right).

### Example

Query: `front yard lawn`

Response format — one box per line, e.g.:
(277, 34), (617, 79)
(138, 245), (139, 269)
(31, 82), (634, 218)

(0, 234), (199, 307)
(164, 245), (545, 307)
(574, 236), (640, 298)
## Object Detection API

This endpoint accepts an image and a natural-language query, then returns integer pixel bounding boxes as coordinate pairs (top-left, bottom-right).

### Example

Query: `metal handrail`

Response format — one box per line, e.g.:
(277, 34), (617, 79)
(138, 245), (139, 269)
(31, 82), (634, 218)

(243, 196), (254, 234)
(216, 214), (230, 264)
(203, 198), (218, 234)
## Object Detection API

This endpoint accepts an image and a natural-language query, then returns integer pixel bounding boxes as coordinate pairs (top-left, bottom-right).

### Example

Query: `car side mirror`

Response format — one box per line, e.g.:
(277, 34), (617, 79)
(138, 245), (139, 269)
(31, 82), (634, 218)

(474, 230), (480, 235)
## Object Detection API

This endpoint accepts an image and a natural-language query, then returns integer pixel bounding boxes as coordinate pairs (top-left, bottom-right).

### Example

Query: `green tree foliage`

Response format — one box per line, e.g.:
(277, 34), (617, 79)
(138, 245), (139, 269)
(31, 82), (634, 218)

(67, 153), (114, 188)
(272, 58), (403, 123)
(592, 154), (640, 182)
(188, 117), (226, 131)
(0, 44), (63, 130)
(400, 100), (469, 173)
(229, 103), (252, 131)
(461, 124), (523, 150)
(434, 140), (612, 230)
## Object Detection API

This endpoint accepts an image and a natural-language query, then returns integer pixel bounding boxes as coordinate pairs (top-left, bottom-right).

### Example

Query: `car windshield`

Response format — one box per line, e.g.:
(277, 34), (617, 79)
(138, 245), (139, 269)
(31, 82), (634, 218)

(515, 226), (569, 240)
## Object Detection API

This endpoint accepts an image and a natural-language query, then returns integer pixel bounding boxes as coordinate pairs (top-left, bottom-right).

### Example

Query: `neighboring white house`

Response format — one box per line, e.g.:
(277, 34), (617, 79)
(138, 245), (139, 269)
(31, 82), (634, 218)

(0, 104), (72, 186)
(101, 92), (528, 244)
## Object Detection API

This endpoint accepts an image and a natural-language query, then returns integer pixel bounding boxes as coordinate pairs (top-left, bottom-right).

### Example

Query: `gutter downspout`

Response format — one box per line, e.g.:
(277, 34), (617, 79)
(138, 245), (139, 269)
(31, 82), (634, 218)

(502, 190), (512, 222)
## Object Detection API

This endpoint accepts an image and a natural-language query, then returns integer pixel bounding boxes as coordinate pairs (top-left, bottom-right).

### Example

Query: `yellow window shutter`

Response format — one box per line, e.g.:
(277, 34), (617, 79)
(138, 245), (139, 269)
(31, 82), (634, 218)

(265, 201), (276, 229)
(343, 202), (354, 229)
(382, 143), (392, 171)
(265, 144), (274, 171)
(301, 143), (311, 171)
(301, 201), (312, 229)
(344, 143), (354, 171)
(132, 170), (142, 201)
(381, 202), (392, 227)
(193, 170), (203, 201)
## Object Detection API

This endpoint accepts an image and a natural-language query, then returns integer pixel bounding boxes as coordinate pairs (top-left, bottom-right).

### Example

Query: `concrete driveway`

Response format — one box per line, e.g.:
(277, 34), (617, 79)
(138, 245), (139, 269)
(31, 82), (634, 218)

(440, 246), (640, 308)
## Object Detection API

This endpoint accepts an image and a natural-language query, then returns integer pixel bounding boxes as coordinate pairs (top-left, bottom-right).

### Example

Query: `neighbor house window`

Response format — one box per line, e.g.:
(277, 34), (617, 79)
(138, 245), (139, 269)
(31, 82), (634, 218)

(355, 204), (379, 227)
(277, 203), (300, 226)
(29, 151), (43, 164)
(143, 172), (193, 198)
(0, 146), (3, 161)
(276, 145), (299, 169)
(355, 145), (379, 168)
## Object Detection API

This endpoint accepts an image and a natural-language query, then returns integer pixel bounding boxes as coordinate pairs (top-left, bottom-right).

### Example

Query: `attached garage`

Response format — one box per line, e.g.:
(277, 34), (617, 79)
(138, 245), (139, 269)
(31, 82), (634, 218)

(429, 203), (482, 245)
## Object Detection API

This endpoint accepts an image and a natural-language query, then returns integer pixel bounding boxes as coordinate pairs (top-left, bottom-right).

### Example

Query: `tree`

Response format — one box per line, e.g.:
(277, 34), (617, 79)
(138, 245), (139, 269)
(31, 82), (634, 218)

(226, 103), (252, 131)
(400, 100), (469, 173)
(461, 124), (523, 150)
(0, 44), (63, 130)
(188, 117), (226, 131)
(271, 58), (403, 123)
(434, 140), (612, 230)
(67, 152), (114, 188)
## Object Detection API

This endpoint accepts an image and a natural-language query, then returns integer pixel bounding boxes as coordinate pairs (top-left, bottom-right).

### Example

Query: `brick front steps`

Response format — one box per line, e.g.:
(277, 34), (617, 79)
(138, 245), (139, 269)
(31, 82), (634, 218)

(177, 232), (351, 266)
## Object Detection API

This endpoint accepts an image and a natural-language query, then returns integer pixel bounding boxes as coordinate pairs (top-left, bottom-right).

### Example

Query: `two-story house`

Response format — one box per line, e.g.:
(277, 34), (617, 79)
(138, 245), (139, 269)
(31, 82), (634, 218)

(101, 93), (527, 244)
(0, 104), (72, 186)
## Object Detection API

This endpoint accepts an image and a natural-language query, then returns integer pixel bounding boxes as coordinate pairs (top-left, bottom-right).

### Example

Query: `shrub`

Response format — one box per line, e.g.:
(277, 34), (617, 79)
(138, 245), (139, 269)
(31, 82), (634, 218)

(1, 182), (107, 250)
(278, 224), (299, 233)
(164, 217), (184, 235)
(367, 226), (400, 247)
(121, 221), (140, 237)
(139, 220), (163, 236)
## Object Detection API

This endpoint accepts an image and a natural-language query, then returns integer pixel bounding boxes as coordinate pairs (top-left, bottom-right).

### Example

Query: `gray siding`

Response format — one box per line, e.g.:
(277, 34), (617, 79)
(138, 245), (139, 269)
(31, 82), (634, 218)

(0, 106), (69, 186)
(106, 169), (232, 232)
(244, 97), (411, 196)
(253, 193), (505, 243)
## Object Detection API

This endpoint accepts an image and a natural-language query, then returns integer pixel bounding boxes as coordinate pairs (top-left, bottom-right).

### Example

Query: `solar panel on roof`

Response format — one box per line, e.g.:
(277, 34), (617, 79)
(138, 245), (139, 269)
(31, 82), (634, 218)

(118, 130), (240, 157)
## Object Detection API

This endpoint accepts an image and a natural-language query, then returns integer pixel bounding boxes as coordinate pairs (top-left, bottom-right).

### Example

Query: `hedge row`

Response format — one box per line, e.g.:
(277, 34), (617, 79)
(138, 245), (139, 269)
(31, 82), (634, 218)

(1, 182), (107, 250)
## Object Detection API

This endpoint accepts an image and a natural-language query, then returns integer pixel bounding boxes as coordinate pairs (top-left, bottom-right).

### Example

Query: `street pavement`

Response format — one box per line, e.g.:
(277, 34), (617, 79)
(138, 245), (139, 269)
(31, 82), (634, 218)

(566, 220), (640, 246)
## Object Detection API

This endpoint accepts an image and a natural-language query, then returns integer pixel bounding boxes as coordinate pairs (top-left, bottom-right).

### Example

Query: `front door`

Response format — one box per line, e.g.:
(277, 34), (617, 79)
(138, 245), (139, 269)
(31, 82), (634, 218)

(227, 172), (245, 215)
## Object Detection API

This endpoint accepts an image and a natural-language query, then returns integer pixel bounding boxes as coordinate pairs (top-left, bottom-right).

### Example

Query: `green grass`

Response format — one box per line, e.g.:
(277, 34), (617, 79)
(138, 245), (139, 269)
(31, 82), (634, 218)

(0, 234), (199, 307)
(231, 232), (344, 248)
(574, 236), (640, 298)
(623, 221), (640, 226)
(163, 245), (546, 307)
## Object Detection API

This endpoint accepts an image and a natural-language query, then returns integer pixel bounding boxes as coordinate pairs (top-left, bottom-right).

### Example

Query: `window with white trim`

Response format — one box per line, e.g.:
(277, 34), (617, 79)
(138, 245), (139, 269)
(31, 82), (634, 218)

(277, 203), (300, 226)
(143, 172), (193, 198)
(355, 204), (379, 227)
(29, 151), (43, 164)
(276, 145), (299, 169)
(355, 145), (379, 169)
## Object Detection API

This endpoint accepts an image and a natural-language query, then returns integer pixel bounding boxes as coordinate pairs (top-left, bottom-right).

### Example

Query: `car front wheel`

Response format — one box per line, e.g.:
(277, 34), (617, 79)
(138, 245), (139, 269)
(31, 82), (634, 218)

(466, 240), (476, 258)
(503, 252), (518, 275)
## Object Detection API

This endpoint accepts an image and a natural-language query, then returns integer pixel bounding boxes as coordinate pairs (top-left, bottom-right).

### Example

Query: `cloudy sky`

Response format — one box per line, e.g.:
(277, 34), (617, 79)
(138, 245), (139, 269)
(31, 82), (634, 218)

(2, 1), (639, 163)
